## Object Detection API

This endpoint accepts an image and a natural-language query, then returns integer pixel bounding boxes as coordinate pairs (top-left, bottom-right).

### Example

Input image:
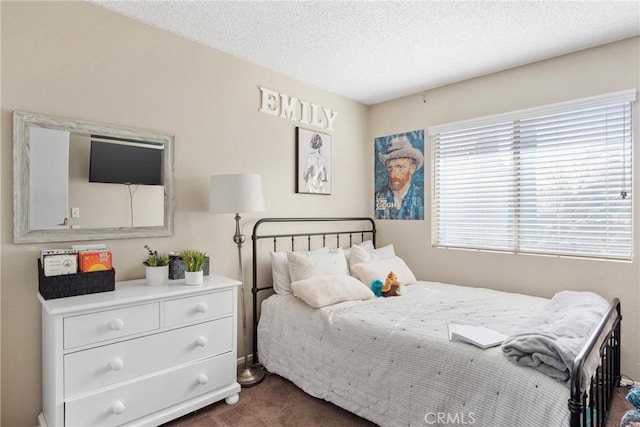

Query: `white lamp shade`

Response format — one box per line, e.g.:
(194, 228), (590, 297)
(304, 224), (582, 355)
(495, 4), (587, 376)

(209, 174), (265, 214)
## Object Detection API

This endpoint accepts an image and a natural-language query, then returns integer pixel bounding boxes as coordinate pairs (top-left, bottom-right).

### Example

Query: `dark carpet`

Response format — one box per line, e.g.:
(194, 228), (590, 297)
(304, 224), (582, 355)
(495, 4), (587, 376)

(165, 373), (633, 426)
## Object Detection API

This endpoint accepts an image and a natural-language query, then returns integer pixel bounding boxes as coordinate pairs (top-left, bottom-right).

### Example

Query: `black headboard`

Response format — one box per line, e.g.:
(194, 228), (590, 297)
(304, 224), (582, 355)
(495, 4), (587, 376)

(250, 217), (376, 364)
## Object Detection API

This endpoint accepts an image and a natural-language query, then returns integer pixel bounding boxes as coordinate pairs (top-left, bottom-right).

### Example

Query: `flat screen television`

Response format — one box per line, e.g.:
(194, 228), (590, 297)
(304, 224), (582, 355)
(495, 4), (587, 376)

(89, 137), (164, 186)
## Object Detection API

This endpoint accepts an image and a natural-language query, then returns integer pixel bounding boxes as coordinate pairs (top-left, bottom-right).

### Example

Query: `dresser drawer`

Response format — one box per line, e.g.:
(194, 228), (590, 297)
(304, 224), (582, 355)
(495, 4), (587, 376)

(64, 316), (233, 397)
(64, 303), (160, 349)
(65, 351), (237, 427)
(164, 289), (233, 327)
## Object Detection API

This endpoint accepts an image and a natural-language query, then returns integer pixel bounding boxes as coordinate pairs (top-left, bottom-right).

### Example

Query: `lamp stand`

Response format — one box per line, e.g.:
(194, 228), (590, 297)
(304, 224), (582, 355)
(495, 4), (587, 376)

(233, 213), (265, 387)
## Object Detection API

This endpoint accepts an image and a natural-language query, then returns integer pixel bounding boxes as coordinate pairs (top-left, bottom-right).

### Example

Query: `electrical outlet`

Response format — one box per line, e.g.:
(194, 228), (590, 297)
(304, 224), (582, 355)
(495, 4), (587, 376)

(71, 207), (80, 218)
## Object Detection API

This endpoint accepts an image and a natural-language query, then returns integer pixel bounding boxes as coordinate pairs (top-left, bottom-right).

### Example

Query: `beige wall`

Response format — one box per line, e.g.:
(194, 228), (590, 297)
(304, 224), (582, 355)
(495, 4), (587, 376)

(0, 2), (369, 426)
(370, 37), (640, 382)
(2, 2), (638, 426)
(0, 1), (3, 422)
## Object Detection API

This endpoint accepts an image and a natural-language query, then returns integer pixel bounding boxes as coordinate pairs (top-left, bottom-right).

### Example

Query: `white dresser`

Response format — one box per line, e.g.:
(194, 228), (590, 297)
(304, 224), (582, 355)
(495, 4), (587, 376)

(37, 275), (241, 427)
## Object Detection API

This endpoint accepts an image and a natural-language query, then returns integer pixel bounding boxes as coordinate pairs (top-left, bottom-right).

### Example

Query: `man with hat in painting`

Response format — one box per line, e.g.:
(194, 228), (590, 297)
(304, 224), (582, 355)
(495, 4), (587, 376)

(375, 135), (424, 220)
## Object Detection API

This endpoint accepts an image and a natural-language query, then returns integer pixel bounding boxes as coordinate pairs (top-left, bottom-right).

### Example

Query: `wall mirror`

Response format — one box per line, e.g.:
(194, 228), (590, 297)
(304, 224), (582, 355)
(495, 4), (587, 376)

(13, 110), (175, 243)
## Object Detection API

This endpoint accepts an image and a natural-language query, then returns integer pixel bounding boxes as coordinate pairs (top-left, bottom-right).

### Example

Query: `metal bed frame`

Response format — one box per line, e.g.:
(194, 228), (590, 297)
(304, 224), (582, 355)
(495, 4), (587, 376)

(569, 298), (621, 427)
(251, 217), (376, 365)
(251, 217), (621, 427)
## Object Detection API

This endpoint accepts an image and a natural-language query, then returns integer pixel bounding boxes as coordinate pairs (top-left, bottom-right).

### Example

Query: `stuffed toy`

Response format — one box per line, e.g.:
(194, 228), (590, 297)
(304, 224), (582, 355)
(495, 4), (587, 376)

(620, 387), (640, 427)
(371, 279), (384, 297)
(381, 271), (401, 297)
(370, 272), (402, 297)
(371, 271), (400, 297)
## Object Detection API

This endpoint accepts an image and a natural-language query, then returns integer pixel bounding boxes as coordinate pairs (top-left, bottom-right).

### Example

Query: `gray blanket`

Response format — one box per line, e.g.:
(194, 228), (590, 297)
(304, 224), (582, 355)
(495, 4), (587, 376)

(501, 290), (609, 383)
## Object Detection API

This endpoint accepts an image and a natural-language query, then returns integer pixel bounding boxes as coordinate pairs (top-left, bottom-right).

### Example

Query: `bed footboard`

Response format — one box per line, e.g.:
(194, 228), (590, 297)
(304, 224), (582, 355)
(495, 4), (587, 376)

(568, 298), (621, 427)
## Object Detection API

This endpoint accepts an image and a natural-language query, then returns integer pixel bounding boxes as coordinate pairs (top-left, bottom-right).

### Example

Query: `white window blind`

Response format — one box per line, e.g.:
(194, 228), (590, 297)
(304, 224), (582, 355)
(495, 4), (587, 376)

(430, 90), (635, 260)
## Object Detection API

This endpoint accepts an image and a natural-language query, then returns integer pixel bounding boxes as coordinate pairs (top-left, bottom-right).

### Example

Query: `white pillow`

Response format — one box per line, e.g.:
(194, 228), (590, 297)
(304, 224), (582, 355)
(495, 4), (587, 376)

(287, 248), (350, 282)
(271, 247), (329, 295)
(291, 275), (375, 308)
(348, 243), (396, 270)
(350, 256), (417, 287)
(343, 240), (375, 264)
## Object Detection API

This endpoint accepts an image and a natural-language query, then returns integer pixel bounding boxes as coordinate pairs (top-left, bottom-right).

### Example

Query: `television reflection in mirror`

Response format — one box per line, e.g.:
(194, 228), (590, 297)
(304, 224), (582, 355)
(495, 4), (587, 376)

(89, 136), (164, 186)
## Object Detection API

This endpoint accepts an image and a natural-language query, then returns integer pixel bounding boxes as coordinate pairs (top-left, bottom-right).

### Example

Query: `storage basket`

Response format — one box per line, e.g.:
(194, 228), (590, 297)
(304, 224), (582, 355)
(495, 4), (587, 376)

(169, 256), (210, 280)
(38, 259), (115, 300)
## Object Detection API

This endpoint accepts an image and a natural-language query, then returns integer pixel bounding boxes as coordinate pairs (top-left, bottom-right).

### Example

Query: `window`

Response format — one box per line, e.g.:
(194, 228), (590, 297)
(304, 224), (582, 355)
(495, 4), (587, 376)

(430, 90), (635, 260)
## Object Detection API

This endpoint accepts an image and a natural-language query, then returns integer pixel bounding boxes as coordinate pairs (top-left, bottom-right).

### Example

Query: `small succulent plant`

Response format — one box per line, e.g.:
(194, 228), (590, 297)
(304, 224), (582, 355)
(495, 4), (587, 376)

(182, 249), (207, 272)
(143, 245), (169, 267)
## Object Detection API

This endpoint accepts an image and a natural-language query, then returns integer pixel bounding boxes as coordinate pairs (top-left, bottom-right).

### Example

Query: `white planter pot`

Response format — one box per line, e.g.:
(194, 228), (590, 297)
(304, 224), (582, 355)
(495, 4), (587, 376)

(145, 265), (169, 286)
(184, 270), (203, 286)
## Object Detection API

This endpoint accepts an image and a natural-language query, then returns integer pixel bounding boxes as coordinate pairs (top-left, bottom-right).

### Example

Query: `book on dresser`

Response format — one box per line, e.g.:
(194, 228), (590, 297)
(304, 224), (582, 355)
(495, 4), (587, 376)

(447, 323), (507, 349)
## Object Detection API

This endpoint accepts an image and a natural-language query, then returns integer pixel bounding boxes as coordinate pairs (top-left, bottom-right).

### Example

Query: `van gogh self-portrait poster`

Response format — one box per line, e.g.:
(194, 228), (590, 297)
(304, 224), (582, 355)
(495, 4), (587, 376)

(374, 130), (424, 220)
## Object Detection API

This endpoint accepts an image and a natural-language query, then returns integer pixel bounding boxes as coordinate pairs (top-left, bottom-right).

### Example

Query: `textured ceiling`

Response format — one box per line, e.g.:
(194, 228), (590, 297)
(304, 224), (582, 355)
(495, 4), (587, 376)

(91, 1), (640, 105)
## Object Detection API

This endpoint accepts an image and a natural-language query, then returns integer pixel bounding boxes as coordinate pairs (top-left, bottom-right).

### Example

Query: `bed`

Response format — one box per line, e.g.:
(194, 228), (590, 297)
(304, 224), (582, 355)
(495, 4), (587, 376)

(250, 217), (621, 427)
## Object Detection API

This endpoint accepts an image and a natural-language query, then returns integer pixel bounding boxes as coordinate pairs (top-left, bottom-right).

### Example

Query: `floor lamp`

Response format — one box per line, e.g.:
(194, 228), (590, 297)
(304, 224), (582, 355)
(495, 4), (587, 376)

(209, 173), (266, 387)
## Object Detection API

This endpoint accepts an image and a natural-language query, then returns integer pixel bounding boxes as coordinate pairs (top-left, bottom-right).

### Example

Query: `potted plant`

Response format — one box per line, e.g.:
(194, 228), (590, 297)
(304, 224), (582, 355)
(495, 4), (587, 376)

(143, 245), (169, 286)
(182, 249), (207, 286)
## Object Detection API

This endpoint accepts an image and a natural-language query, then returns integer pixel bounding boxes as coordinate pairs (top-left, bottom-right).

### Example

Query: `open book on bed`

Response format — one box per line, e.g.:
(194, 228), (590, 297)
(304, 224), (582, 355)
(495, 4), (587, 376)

(448, 323), (508, 349)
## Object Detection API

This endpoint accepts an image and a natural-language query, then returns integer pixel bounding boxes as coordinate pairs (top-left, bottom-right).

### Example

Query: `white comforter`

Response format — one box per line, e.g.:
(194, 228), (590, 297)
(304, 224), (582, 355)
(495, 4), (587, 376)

(258, 281), (571, 427)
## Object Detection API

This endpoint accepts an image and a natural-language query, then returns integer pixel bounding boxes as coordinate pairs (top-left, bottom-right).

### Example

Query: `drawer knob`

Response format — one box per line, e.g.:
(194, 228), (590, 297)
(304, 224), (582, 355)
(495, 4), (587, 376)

(196, 303), (208, 313)
(110, 318), (124, 331)
(197, 374), (209, 385)
(111, 401), (126, 415)
(110, 358), (125, 371)
(195, 336), (208, 347)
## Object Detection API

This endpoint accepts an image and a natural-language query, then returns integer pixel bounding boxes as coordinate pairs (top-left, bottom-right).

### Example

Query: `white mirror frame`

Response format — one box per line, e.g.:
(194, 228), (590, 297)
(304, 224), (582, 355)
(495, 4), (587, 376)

(13, 110), (175, 243)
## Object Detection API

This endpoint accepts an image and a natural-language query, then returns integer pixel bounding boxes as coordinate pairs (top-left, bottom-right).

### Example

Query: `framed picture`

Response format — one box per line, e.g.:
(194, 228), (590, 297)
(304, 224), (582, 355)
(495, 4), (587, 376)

(296, 127), (331, 195)
(374, 129), (425, 220)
